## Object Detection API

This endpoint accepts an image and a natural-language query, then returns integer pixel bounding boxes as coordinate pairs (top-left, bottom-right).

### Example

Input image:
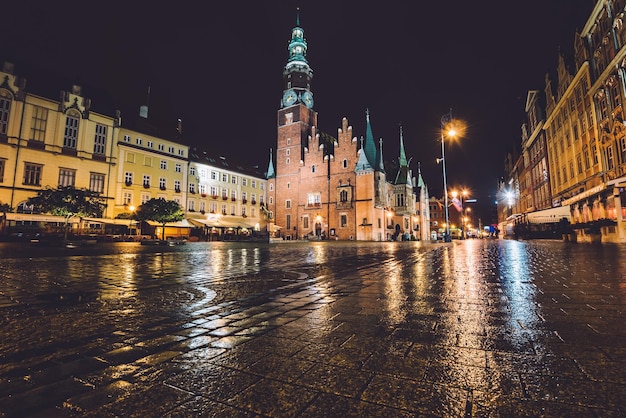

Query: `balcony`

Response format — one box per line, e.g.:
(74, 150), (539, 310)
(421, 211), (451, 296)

(143, 182), (150, 189)
(175, 187), (181, 193)
(125, 180), (133, 187)
(160, 185), (167, 191)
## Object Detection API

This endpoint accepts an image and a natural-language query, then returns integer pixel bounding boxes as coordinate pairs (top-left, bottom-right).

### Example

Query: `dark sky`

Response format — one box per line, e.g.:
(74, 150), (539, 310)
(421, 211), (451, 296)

(1, 1), (594, 221)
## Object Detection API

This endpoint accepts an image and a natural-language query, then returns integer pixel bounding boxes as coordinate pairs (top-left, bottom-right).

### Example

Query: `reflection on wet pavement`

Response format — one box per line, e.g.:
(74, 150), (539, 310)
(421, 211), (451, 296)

(0, 240), (625, 416)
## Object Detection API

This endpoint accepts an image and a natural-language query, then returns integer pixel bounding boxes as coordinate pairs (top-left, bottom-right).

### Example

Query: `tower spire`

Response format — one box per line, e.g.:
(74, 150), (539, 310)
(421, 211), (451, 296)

(364, 108), (377, 168)
(398, 124), (408, 167)
(266, 148), (276, 179)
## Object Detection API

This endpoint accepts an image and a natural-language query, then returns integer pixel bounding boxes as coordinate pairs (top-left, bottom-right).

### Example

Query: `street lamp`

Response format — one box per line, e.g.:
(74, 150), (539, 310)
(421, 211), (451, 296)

(438, 113), (457, 242)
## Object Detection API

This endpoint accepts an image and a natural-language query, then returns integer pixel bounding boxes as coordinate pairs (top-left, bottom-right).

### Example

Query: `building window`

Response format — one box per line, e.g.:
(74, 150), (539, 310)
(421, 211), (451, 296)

(0, 95), (11, 135)
(188, 200), (195, 212)
(210, 186), (217, 196)
(209, 202), (217, 213)
(143, 175), (151, 187)
(269, 183), (274, 191)
(343, 159), (348, 169)
(242, 206), (246, 216)
(89, 172), (105, 193)
(175, 163), (182, 173)
(124, 172), (133, 185)
(607, 145), (615, 170)
(303, 216), (309, 229)
(160, 160), (167, 170)
(286, 158), (290, 165)
(260, 195), (264, 204)
(199, 184), (206, 194)
(341, 214), (347, 227)
(340, 190), (348, 202)
(179, 149), (184, 156)
(63, 113), (79, 149)
(307, 193), (321, 207)
(212, 171), (218, 180)
(124, 134), (131, 142)
(189, 183), (196, 194)
(221, 204), (227, 215)
(231, 175), (237, 184)
(252, 180), (257, 188)
(190, 166), (196, 176)
(174, 180), (181, 192)
(24, 163), (42, 186)
(592, 144), (599, 165)
(123, 192), (132, 205)
(159, 177), (166, 190)
(312, 165), (316, 173)
(286, 214), (291, 230)
(147, 140), (153, 148)
(269, 196), (273, 204)
(158, 143), (164, 151)
(30, 106), (48, 142)
(286, 199), (291, 209)
(0, 159), (4, 182)
(58, 168), (76, 187)
(168, 146), (174, 153)
(222, 173), (228, 182)
(136, 138), (142, 145)
(93, 124), (107, 155)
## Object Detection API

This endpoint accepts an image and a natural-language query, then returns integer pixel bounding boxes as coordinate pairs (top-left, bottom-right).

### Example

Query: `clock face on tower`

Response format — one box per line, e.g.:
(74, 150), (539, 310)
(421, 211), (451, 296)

(282, 89), (298, 107)
(302, 91), (314, 108)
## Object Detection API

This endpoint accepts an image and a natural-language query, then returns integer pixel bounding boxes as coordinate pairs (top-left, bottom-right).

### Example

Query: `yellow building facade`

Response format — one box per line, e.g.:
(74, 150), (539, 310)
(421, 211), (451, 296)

(0, 63), (117, 217)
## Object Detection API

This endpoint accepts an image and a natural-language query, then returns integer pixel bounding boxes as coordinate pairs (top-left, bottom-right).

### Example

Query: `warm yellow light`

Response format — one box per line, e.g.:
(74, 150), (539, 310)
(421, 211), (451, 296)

(129, 205), (135, 212)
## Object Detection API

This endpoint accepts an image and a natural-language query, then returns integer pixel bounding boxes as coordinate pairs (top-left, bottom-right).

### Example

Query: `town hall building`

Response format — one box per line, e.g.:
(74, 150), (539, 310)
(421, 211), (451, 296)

(266, 14), (431, 241)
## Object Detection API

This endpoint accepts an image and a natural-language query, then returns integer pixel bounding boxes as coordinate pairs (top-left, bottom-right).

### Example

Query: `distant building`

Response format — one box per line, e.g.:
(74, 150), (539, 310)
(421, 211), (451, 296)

(266, 15), (430, 241)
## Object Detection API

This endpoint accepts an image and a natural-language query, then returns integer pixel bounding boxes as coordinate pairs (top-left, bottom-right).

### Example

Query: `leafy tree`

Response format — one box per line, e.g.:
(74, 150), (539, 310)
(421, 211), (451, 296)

(136, 198), (184, 240)
(0, 202), (12, 234)
(27, 186), (107, 239)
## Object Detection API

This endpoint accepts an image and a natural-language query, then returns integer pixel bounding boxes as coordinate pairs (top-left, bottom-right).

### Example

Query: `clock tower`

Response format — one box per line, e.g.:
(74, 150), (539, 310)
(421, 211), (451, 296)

(271, 9), (318, 238)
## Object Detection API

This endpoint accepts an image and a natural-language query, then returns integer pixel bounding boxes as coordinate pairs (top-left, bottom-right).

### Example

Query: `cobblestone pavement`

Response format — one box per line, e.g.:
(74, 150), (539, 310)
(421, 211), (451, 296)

(0, 239), (625, 417)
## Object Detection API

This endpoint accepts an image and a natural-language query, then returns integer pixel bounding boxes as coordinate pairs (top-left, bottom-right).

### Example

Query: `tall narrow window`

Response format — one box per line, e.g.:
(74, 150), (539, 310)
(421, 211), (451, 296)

(58, 168), (76, 187)
(63, 113), (79, 149)
(93, 124), (107, 155)
(30, 106), (48, 142)
(0, 159), (5, 182)
(24, 163), (42, 186)
(89, 173), (105, 193)
(0, 95), (11, 135)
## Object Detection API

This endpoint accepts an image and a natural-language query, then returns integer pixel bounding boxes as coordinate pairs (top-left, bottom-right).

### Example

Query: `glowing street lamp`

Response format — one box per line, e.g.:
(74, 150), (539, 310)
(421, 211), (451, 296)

(437, 111), (459, 242)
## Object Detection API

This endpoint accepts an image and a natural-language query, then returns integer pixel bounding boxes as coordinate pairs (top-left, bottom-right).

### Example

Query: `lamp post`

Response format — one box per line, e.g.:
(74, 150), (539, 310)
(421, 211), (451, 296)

(439, 113), (457, 242)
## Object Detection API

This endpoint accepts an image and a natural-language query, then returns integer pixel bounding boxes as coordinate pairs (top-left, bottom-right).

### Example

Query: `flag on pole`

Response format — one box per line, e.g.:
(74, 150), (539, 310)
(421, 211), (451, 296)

(441, 109), (452, 128)
(451, 197), (463, 213)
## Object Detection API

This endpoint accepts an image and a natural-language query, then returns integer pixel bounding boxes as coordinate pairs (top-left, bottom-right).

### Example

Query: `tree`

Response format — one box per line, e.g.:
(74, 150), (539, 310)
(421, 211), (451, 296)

(136, 198), (184, 240)
(0, 202), (12, 235)
(27, 186), (106, 239)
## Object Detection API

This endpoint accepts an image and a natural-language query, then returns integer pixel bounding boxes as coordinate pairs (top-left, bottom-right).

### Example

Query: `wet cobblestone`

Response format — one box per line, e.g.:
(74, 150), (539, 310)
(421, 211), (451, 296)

(0, 239), (625, 416)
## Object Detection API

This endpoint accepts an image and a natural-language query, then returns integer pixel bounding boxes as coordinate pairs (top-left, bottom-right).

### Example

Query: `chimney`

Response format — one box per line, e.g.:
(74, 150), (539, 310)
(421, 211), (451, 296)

(139, 105), (148, 119)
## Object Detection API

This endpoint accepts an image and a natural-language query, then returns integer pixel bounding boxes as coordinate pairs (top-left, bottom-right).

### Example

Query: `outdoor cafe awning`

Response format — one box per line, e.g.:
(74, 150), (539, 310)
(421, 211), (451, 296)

(188, 217), (256, 229)
(146, 219), (194, 228)
(4, 213), (80, 223)
(83, 217), (138, 226)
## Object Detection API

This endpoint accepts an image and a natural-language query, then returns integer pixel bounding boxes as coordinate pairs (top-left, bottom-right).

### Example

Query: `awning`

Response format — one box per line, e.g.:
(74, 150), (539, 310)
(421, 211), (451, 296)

(526, 205), (571, 224)
(146, 219), (193, 228)
(83, 217), (137, 226)
(188, 217), (256, 229)
(4, 213), (80, 223)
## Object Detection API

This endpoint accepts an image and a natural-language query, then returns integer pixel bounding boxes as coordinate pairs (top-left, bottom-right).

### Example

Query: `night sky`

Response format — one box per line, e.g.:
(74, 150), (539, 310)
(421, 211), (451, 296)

(0, 1), (595, 222)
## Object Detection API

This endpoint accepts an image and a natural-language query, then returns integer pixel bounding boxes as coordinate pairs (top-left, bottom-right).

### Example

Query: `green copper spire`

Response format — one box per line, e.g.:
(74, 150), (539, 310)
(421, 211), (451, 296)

(416, 162), (426, 188)
(286, 9), (309, 69)
(363, 109), (377, 168)
(398, 124), (408, 167)
(266, 148), (275, 179)
(355, 136), (374, 172)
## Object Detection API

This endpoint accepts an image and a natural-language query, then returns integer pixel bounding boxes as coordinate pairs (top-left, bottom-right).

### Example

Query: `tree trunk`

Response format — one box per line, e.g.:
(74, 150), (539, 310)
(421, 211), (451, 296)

(161, 223), (166, 240)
